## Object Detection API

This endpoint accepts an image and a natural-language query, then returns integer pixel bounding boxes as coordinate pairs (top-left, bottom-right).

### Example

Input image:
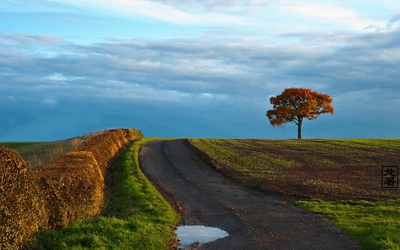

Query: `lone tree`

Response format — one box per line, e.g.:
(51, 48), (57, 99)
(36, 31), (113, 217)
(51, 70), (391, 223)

(266, 87), (334, 139)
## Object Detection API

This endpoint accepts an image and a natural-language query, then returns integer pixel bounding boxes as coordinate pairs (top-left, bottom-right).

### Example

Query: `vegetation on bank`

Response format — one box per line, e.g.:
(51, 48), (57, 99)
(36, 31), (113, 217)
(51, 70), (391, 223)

(32, 139), (180, 249)
(297, 199), (400, 250)
(0, 129), (175, 249)
(189, 138), (400, 250)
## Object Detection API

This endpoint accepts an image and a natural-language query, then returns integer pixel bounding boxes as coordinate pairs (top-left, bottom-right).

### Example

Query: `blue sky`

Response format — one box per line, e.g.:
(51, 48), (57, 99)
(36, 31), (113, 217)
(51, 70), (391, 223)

(1, 0), (400, 141)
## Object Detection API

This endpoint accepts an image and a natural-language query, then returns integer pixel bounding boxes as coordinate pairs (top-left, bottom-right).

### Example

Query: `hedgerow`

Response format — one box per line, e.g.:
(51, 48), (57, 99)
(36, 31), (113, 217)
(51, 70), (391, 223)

(0, 128), (143, 249)
(0, 147), (46, 249)
(39, 151), (105, 229)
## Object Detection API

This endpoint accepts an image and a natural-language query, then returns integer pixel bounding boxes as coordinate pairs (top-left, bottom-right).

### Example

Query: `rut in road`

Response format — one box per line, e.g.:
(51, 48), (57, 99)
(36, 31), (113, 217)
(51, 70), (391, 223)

(139, 139), (362, 250)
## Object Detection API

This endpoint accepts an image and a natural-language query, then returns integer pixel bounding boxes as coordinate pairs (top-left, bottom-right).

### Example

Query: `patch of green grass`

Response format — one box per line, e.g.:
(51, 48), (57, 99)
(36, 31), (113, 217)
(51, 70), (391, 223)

(189, 138), (296, 179)
(31, 139), (180, 250)
(0, 142), (40, 149)
(0, 141), (79, 169)
(296, 199), (400, 250)
(1, 135), (103, 169)
(327, 139), (400, 150)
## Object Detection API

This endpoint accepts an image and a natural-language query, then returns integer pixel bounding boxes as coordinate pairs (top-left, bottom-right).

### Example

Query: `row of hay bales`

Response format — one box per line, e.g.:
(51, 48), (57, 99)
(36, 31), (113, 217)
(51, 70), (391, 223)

(0, 128), (143, 249)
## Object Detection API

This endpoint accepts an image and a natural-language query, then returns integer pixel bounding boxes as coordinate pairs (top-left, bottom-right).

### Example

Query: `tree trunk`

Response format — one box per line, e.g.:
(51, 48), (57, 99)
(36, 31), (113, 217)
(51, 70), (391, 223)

(297, 118), (303, 139)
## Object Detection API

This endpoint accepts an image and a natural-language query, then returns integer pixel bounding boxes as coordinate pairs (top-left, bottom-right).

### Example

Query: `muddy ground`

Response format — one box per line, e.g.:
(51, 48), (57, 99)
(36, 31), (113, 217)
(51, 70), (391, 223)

(139, 139), (362, 250)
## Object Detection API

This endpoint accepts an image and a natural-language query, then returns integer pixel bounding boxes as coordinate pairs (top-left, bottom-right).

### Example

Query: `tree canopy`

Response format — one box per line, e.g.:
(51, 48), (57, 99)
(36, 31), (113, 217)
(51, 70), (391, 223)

(266, 87), (334, 139)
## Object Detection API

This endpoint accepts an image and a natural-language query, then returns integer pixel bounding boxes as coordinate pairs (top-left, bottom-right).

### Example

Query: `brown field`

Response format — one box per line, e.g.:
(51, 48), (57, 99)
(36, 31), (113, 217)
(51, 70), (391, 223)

(189, 138), (400, 201)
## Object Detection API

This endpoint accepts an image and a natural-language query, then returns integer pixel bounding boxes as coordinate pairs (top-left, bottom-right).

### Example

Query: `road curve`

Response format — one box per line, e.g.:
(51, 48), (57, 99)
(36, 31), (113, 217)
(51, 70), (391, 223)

(139, 139), (362, 250)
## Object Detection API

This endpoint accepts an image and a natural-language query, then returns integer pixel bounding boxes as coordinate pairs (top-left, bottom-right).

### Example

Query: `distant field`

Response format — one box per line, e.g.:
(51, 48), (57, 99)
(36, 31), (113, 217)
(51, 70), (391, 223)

(0, 141), (78, 169)
(0, 132), (100, 169)
(189, 138), (400, 250)
(189, 138), (400, 200)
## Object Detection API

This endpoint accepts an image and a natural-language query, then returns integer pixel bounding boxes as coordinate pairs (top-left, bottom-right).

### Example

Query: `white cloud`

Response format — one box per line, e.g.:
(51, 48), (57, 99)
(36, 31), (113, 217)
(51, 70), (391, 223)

(388, 12), (400, 29)
(47, 0), (195, 22)
(42, 98), (58, 106)
(286, 3), (386, 31)
(287, 3), (355, 21)
(149, 0), (265, 13)
(47, 0), (251, 25)
(46, 73), (85, 81)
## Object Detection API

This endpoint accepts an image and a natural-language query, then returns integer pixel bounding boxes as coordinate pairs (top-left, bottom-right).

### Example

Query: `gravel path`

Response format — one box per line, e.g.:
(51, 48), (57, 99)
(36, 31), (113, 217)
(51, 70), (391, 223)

(139, 139), (362, 250)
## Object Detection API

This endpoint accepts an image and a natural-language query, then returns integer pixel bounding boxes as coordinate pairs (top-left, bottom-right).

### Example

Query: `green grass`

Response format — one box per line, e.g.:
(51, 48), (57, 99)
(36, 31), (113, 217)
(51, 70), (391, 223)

(31, 139), (180, 250)
(0, 141), (78, 169)
(0, 142), (39, 149)
(0, 134), (101, 168)
(189, 138), (296, 179)
(297, 199), (400, 250)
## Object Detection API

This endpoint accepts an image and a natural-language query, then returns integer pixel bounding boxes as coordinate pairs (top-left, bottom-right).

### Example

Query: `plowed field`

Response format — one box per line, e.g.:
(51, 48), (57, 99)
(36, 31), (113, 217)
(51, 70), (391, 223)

(189, 138), (400, 201)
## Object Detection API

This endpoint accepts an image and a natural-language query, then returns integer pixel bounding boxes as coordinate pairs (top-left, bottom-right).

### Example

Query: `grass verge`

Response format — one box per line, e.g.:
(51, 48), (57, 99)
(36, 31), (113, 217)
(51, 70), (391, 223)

(31, 139), (180, 249)
(296, 199), (400, 250)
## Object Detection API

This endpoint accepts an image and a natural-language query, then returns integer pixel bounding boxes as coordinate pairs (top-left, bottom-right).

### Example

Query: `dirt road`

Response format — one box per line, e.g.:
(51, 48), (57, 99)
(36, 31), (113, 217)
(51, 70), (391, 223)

(139, 139), (362, 250)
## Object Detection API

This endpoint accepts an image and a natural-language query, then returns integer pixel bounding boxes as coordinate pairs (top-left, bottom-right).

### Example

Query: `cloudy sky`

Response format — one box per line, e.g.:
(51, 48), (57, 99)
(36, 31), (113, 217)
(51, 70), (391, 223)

(1, 0), (400, 141)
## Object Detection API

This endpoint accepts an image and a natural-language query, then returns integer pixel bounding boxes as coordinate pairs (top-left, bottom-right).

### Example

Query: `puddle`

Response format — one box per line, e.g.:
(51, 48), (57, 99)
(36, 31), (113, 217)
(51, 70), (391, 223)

(175, 225), (229, 248)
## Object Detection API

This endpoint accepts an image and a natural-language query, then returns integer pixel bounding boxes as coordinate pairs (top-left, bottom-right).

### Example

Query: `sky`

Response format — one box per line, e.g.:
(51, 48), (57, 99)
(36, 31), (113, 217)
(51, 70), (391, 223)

(1, 0), (400, 141)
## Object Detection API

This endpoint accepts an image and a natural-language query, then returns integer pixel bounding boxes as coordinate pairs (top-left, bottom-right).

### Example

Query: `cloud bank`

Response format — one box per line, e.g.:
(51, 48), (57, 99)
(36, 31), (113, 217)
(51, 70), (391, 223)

(1, 0), (400, 140)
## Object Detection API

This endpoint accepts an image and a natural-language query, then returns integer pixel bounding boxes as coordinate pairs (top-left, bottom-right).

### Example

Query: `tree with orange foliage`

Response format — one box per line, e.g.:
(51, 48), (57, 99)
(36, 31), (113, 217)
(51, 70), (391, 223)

(266, 87), (334, 139)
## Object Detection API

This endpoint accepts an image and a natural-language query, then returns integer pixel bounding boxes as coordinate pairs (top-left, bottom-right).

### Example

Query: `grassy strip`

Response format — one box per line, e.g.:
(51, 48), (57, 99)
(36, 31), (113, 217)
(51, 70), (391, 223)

(31, 139), (180, 249)
(296, 199), (400, 250)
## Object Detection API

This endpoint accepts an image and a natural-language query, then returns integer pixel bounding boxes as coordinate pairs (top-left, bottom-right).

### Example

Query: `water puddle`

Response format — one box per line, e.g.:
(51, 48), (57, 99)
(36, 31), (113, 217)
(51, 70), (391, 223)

(175, 225), (229, 248)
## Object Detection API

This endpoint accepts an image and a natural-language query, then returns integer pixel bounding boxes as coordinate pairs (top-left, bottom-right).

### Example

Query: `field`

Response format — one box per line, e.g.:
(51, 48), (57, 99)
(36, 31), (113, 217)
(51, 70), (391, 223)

(0, 132), (99, 169)
(189, 138), (400, 250)
(2, 136), (400, 249)
(189, 138), (400, 200)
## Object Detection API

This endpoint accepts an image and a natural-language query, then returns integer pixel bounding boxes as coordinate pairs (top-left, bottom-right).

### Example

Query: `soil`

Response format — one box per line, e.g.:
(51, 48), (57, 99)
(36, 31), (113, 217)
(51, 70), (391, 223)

(139, 139), (363, 250)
